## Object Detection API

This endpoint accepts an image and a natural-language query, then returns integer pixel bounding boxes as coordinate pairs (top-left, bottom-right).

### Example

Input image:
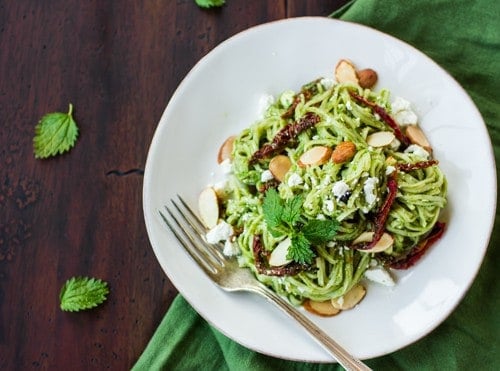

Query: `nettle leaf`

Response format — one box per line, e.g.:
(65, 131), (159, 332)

(60, 276), (109, 312)
(33, 103), (79, 159)
(302, 219), (339, 244)
(262, 189), (284, 230)
(288, 233), (315, 265)
(281, 195), (303, 227)
(195, 0), (225, 8)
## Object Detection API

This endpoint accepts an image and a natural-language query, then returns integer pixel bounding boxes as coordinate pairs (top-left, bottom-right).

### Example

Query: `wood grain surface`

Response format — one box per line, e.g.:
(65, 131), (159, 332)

(0, 1), (348, 369)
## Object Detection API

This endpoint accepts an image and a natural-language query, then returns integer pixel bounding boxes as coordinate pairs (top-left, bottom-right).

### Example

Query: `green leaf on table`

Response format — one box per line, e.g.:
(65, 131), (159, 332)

(195, 0), (225, 9)
(33, 103), (79, 159)
(60, 276), (109, 312)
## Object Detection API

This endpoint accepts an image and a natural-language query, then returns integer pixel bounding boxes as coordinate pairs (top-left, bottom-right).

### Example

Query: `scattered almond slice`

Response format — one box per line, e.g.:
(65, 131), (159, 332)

(198, 187), (219, 229)
(268, 237), (292, 266)
(406, 125), (432, 152)
(331, 284), (366, 310)
(353, 231), (394, 253)
(357, 68), (378, 89)
(303, 299), (341, 317)
(366, 131), (395, 147)
(298, 146), (332, 167)
(217, 135), (236, 164)
(269, 155), (292, 182)
(331, 141), (356, 164)
(335, 59), (359, 85)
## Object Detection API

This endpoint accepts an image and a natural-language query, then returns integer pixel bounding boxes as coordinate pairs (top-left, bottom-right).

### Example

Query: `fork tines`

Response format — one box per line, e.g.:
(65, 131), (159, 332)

(159, 195), (226, 276)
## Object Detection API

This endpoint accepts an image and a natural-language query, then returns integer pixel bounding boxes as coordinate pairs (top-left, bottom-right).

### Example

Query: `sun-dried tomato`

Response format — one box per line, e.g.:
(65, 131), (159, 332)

(352, 171), (398, 250)
(388, 221), (446, 269)
(396, 160), (438, 172)
(250, 112), (320, 164)
(252, 235), (310, 276)
(349, 91), (411, 147)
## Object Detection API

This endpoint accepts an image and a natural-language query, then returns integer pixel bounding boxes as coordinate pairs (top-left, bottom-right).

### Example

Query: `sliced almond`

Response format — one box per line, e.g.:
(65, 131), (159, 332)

(268, 237), (292, 267)
(335, 59), (359, 85)
(198, 187), (219, 229)
(217, 135), (236, 164)
(331, 284), (366, 310)
(298, 146), (332, 167)
(269, 155), (292, 182)
(331, 141), (356, 164)
(406, 125), (432, 152)
(366, 131), (395, 147)
(303, 299), (341, 317)
(352, 231), (394, 253)
(357, 68), (378, 89)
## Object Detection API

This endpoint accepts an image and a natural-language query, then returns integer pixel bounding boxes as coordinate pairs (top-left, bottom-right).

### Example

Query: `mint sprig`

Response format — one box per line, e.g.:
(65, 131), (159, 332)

(59, 276), (109, 312)
(33, 103), (79, 159)
(262, 189), (339, 264)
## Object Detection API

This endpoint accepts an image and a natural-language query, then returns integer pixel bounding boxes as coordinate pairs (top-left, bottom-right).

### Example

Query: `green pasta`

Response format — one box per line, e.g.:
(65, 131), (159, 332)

(217, 79), (447, 305)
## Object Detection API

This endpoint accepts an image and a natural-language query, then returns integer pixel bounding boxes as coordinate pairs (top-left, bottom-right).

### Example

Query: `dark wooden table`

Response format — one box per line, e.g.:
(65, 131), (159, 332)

(1, 1), (349, 369)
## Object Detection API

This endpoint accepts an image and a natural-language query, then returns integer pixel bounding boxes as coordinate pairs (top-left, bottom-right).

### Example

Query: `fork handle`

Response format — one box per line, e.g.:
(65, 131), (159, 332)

(251, 284), (372, 371)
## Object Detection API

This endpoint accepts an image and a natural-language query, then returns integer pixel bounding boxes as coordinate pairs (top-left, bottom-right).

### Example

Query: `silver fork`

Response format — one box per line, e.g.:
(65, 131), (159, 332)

(160, 195), (372, 371)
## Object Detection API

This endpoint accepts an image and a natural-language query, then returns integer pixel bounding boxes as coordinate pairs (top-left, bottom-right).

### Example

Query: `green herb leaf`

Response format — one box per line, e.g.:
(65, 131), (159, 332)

(60, 276), (109, 312)
(195, 0), (225, 8)
(281, 195), (303, 227)
(302, 219), (339, 244)
(262, 188), (284, 230)
(288, 233), (315, 264)
(33, 103), (79, 159)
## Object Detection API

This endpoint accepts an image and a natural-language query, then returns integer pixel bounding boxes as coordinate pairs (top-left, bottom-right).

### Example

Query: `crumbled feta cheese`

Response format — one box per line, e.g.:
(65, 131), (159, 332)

(219, 158), (232, 175)
(323, 199), (334, 213)
(394, 110), (418, 125)
(363, 177), (379, 205)
(258, 94), (275, 117)
(332, 181), (350, 200)
(320, 77), (335, 90)
(391, 96), (418, 125)
(260, 169), (274, 182)
(391, 97), (411, 112)
(287, 173), (303, 187)
(206, 221), (233, 244)
(385, 165), (396, 175)
(316, 214), (326, 220)
(404, 144), (430, 159)
(223, 239), (240, 257)
(279, 90), (295, 108)
(364, 266), (395, 286)
(345, 101), (353, 111)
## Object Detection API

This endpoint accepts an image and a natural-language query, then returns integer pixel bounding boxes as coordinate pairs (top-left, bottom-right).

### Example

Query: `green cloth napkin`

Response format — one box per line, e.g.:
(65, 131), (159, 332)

(134, 1), (500, 369)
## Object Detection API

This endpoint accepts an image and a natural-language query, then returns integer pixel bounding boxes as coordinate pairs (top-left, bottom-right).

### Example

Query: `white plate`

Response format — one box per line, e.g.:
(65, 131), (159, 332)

(143, 17), (496, 362)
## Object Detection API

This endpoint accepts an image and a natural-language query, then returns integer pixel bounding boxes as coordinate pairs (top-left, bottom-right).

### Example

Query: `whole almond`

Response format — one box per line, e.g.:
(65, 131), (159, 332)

(269, 155), (292, 182)
(335, 59), (359, 85)
(406, 125), (432, 152)
(357, 68), (378, 89)
(303, 299), (341, 317)
(298, 146), (332, 167)
(217, 135), (236, 164)
(331, 141), (356, 164)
